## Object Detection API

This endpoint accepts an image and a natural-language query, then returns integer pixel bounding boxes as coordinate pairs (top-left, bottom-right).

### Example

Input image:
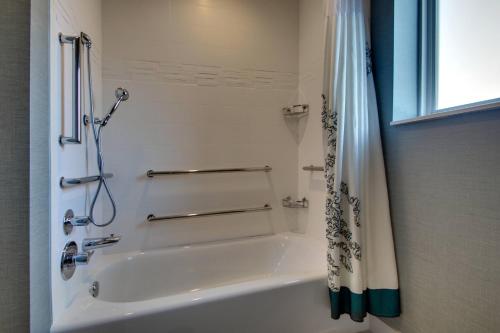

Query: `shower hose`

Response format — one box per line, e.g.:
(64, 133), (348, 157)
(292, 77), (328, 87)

(85, 41), (117, 227)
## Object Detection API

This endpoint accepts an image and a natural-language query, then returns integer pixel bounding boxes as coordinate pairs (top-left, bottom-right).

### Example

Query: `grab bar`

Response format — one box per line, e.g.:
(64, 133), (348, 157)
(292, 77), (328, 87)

(146, 166), (272, 177)
(59, 33), (83, 145)
(302, 165), (324, 171)
(60, 173), (113, 188)
(147, 204), (272, 222)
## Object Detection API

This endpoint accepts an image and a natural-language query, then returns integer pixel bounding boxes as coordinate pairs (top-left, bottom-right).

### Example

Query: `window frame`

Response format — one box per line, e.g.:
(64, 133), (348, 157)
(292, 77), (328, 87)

(418, 0), (437, 116)
(421, 0), (500, 116)
(384, 0), (500, 126)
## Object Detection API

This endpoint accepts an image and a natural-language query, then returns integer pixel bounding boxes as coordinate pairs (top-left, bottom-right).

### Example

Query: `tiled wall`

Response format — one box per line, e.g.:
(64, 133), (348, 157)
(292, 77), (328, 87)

(101, 0), (300, 251)
(50, 0), (103, 321)
(297, 0), (329, 240)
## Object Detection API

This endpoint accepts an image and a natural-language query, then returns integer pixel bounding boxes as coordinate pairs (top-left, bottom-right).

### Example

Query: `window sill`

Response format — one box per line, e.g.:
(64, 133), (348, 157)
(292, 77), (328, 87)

(390, 99), (500, 126)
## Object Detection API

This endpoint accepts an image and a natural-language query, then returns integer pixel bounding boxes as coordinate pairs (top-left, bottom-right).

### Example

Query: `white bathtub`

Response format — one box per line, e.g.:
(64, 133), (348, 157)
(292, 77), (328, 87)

(51, 233), (368, 333)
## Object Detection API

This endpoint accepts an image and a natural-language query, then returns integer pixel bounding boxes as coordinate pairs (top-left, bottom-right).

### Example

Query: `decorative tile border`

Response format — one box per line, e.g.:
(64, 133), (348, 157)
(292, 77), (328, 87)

(103, 59), (298, 90)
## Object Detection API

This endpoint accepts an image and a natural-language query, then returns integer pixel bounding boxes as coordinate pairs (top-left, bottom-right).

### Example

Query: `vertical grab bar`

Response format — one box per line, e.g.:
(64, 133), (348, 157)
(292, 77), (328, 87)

(59, 33), (82, 145)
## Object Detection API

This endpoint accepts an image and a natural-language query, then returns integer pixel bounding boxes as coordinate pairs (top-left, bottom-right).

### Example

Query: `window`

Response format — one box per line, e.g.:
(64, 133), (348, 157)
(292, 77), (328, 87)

(420, 0), (500, 115)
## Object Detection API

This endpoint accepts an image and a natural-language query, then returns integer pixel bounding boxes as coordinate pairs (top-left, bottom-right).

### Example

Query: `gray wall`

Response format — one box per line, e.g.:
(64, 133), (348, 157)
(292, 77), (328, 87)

(372, 1), (500, 332)
(0, 0), (51, 332)
(30, 0), (51, 332)
(0, 1), (31, 332)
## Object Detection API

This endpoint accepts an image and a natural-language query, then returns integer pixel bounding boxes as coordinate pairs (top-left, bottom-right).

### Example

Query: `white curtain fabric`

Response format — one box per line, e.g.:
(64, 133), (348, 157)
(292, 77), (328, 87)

(322, 0), (400, 321)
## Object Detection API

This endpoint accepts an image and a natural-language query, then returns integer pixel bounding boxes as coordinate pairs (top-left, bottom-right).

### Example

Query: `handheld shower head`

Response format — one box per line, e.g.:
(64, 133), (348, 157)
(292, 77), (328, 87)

(101, 87), (129, 126)
(115, 87), (129, 101)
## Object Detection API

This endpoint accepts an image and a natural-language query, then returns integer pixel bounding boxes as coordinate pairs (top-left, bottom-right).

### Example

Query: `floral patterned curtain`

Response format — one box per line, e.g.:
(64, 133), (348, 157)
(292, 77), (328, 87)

(321, 0), (400, 322)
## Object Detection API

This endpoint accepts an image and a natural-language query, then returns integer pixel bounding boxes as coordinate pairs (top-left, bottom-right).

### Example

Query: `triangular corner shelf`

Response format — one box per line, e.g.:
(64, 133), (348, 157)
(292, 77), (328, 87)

(282, 104), (309, 118)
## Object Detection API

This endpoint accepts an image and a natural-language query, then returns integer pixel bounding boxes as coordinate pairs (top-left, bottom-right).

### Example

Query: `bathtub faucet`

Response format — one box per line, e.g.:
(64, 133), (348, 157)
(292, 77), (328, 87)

(60, 235), (121, 280)
(73, 234), (121, 266)
(82, 234), (121, 252)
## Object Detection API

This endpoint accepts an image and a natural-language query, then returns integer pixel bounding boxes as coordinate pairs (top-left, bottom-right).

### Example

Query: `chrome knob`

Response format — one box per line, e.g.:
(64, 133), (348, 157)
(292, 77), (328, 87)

(63, 209), (90, 235)
(60, 241), (94, 280)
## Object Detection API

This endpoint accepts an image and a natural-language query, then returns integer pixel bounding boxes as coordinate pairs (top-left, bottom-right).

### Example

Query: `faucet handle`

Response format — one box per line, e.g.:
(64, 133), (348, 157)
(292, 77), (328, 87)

(63, 209), (90, 235)
(73, 251), (93, 265)
(60, 241), (93, 280)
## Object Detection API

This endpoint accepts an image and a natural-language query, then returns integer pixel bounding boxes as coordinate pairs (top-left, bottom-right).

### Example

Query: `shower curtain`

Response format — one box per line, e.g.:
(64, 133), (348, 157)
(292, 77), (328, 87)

(321, 0), (400, 322)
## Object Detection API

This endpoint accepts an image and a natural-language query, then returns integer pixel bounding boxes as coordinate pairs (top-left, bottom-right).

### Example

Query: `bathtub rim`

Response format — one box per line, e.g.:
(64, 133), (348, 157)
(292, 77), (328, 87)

(51, 232), (328, 332)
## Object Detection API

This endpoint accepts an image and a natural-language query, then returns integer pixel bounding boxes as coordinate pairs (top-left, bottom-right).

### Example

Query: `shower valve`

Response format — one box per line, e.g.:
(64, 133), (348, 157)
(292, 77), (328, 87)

(63, 209), (90, 235)
(60, 241), (93, 280)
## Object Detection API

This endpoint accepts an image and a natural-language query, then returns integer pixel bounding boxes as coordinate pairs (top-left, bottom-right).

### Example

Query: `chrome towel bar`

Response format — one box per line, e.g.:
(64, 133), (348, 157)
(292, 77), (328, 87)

(146, 166), (272, 177)
(147, 204), (272, 222)
(60, 173), (113, 188)
(302, 165), (324, 171)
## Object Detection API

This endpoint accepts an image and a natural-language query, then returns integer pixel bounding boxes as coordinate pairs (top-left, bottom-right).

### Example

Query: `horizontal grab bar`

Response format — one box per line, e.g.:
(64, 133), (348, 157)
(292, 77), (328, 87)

(147, 204), (272, 222)
(302, 165), (324, 171)
(60, 173), (113, 188)
(146, 166), (272, 177)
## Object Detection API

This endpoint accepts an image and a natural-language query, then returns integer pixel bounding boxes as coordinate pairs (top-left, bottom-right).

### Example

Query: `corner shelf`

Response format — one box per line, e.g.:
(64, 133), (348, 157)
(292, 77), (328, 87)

(282, 104), (309, 118)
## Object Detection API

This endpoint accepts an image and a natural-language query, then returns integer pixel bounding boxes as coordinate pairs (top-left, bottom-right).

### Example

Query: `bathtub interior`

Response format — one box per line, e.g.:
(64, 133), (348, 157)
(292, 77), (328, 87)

(50, 0), (359, 331)
(94, 233), (326, 303)
(50, 233), (366, 333)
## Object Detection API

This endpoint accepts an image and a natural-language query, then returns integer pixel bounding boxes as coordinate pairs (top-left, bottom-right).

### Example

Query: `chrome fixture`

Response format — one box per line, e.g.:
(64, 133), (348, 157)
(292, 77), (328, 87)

(59, 173), (113, 188)
(84, 87), (129, 125)
(82, 234), (121, 252)
(89, 281), (99, 298)
(63, 209), (90, 235)
(282, 196), (309, 208)
(147, 204), (272, 222)
(58, 33), (84, 145)
(86, 88), (130, 127)
(101, 88), (129, 127)
(147, 166), (272, 177)
(80, 31), (128, 228)
(60, 235), (121, 280)
(302, 165), (324, 172)
(60, 241), (92, 280)
(282, 104), (309, 117)
(80, 32), (92, 47)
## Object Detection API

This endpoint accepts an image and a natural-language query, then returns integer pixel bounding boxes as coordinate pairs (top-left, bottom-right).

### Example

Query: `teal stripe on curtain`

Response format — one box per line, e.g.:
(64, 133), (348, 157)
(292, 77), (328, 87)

(329, 287), (401, 322)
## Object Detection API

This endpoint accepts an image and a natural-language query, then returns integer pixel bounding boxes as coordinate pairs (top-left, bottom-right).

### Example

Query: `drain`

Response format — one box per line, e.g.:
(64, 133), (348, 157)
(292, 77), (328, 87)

(89, 281), (99, 298)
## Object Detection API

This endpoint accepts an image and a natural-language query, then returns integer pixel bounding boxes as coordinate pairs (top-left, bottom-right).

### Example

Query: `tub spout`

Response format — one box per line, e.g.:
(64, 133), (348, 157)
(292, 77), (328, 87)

(82, 234), (121, 252)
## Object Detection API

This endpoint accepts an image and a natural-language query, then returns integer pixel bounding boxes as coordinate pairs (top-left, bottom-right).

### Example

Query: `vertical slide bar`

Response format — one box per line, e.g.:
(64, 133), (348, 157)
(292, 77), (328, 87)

(59, 33), (82, 144)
